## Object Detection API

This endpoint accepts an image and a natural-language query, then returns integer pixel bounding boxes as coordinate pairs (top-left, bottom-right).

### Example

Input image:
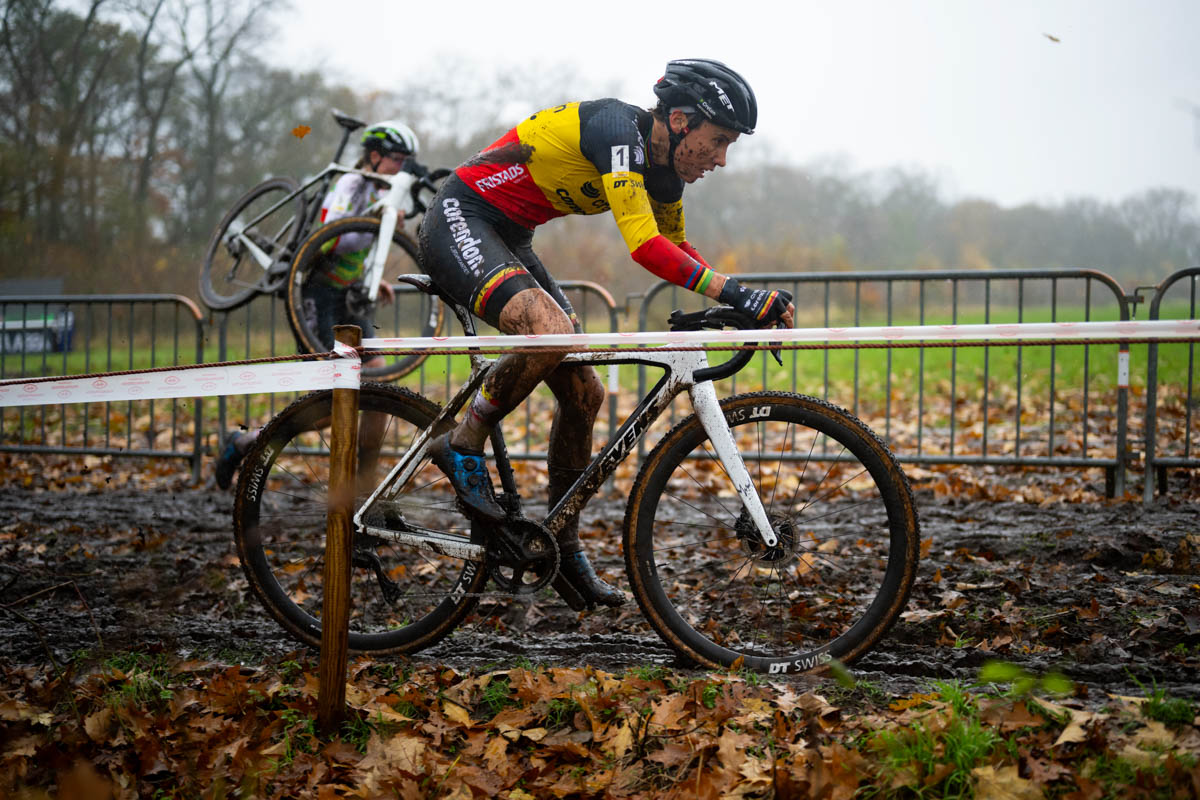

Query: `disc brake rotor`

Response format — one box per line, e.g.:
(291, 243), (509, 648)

(736, 510), (800, 563)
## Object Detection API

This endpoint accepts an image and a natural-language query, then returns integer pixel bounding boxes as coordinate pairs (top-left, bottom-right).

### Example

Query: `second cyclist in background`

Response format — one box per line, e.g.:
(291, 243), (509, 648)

(215, 119), (428, 490)
(297, 120), (429, 355)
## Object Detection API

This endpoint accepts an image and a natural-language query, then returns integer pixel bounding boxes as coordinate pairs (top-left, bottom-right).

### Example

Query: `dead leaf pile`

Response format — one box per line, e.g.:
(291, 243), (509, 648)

(2, 657), (1197, 799)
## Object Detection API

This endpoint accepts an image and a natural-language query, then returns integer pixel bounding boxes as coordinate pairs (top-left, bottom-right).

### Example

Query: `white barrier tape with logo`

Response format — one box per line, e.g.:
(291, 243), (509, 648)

(2, 319), (1195, 409)
(0, 352), (360, 408)
(331, 341), (363, 390)
(363, 319), (1200, 351)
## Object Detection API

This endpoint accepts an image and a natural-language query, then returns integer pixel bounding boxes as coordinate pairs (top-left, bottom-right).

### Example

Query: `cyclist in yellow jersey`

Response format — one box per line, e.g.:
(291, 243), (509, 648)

(418, 59), (794, 610)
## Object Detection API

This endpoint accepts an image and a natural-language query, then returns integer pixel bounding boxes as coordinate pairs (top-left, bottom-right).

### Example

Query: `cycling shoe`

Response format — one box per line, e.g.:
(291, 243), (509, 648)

(428, 433), (506, 522)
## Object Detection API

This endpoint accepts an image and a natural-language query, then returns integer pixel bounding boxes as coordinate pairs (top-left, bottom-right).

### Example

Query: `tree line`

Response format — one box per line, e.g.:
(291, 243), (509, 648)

(2, 0), (1197, 301)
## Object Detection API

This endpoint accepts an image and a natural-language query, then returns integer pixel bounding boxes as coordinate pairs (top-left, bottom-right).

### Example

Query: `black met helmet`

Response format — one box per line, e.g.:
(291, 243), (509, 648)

(653, 58), (757, 135)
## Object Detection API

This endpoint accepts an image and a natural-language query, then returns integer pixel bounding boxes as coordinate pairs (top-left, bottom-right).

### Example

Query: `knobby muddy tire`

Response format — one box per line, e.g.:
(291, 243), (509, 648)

(623, 392), (920, 675)
(200, 177), (304, 311)
(233, 382), (485, 653)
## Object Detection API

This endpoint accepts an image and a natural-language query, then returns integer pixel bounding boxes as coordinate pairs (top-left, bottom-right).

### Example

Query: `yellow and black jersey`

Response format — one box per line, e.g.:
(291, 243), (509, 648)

(456, 99), (715, 292)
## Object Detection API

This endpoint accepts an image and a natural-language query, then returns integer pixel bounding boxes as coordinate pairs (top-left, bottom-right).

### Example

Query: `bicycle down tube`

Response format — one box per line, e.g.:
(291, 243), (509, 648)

(353, 343), (780, 553)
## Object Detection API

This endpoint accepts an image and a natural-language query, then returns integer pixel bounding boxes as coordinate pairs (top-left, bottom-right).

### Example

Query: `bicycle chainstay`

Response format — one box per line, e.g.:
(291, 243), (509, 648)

(356, 508), (560, 603)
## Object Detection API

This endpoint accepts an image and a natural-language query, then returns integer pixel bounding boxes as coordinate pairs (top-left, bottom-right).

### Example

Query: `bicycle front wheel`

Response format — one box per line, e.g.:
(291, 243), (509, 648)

(233, 382), (484, 653)
(200, 177), (305, 311)
(286, 216), (444, 382)
(624, 392), (919, 674)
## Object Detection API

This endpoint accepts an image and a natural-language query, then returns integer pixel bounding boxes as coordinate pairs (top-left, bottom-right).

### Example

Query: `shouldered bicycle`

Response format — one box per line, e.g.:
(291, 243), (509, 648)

(198, 108), (449, 381)
(232, 276), (920, 674)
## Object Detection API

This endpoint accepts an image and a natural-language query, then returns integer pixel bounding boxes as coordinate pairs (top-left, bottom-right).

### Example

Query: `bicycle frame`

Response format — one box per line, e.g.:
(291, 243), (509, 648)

(358, 171), (416, 303)
(224, 164), (412, 275)
(353, 337), (780, 560)
(221, 113), (364, 276)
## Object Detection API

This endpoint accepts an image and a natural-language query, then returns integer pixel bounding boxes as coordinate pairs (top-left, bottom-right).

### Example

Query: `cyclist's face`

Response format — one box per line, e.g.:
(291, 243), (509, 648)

(672, 119), (740, 183)
(371, 151), (406, 175)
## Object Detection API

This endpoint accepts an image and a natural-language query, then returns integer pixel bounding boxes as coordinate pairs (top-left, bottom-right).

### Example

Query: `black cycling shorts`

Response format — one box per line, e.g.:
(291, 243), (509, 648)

(418, 174), (575, 330)
(297, 280), (373, 352)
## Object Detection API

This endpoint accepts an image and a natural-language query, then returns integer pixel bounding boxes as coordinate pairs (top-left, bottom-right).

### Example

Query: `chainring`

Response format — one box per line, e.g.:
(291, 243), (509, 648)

(478, 518), (559, 596)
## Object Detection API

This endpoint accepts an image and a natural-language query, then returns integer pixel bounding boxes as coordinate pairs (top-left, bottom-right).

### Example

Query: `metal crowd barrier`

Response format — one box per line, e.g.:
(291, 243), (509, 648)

(3, 267), (1197, 503)
(212, 280), (621, 462)
(0, 294), (206, 479)
(1142, 267), (1200, 500)
(638, 269), (1137, 496)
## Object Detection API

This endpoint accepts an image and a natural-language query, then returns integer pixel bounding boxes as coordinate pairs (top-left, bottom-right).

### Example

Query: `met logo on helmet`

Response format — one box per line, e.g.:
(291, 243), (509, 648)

(709, 81), (735, 114)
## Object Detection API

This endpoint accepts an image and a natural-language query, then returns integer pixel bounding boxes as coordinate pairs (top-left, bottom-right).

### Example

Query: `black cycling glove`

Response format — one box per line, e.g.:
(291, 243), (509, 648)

(718, 278), (793, 327)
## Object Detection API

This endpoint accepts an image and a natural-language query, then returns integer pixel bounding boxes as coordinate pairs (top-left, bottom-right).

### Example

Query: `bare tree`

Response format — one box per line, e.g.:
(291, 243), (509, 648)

(176, 0), (280, 229)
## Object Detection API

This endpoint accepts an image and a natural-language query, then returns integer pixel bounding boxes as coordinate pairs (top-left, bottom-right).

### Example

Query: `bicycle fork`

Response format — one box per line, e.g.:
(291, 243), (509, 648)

(362, 171), (416, 303)
(688, 379), (779, 548)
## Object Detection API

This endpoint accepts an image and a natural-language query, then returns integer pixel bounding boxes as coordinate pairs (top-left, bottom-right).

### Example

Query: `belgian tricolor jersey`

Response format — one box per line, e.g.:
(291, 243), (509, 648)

(455, 99), (717, 293)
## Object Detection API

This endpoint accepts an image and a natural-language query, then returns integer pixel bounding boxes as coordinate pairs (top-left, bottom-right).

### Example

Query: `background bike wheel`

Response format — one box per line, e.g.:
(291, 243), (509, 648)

(624, 392), (920, 674)
(233, 382), (484, 653)
(200, 177), (305, 311)
(286, 216), (444, 381)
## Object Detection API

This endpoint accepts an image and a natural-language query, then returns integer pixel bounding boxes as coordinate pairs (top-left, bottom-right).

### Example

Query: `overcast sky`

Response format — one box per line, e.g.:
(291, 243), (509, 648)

(264, 0), (1200, 208)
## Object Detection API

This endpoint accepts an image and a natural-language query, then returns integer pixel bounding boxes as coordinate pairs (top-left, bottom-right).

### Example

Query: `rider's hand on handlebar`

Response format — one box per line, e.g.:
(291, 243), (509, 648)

(718, 277), (794, 328)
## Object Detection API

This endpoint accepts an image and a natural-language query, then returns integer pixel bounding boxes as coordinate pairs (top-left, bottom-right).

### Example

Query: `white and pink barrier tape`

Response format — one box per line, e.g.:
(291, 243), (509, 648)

(362, 318), (1200, 351)
(1, 320), (1196, 408)
(0, 342), (361, 408)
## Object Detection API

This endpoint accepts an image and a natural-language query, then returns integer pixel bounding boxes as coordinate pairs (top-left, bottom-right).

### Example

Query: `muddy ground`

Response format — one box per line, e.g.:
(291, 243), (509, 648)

(1, 470), (1197, 705)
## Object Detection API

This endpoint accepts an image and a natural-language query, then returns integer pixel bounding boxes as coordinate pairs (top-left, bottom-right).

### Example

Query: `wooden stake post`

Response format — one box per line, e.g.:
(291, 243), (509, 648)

(318, 325), (360, 734)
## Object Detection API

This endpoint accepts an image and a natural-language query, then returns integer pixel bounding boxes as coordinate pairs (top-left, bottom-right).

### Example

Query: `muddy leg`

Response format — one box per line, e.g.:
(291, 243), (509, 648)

(449, 288), (576, 451)
(543, 363), (623, 609)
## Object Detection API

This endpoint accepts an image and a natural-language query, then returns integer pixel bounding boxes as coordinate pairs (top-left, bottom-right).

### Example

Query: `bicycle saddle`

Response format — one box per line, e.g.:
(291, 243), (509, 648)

(331, 109), (366, 132)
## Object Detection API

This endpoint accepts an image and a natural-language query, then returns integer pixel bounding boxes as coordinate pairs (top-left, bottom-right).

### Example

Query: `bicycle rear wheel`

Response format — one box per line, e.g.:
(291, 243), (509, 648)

(624, 392), (919, 674)
(200, 177), (305, 311)
(285, 216), (444, 381)
(233, 382), (484, 653)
